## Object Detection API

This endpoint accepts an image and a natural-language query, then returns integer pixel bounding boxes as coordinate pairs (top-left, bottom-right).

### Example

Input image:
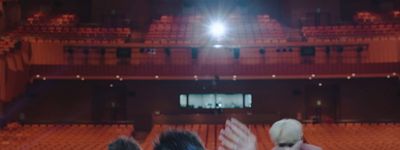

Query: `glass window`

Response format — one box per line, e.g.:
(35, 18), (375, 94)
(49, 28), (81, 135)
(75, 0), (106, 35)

(179, 94), (187, 107)
(216, 94), (243, 108)
(244, 94), (252, 108)
(188, 94), (215, 109)
(180, 93), (252, 109)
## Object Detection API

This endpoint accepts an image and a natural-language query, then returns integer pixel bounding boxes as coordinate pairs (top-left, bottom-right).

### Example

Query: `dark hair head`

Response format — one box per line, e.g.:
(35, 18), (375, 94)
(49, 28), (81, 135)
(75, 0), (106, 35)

(109, 136), (142, 150)
(153, 130), (205, 150)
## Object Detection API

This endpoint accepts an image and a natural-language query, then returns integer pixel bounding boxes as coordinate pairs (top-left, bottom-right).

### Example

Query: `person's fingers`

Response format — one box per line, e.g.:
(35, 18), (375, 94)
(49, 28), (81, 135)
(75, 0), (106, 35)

(220, 128), (242, 145)
(218, 132), (238, 149)
(230, 118), (252, 135)
(226, 120), (248, 140)
(224, 120), (242, 139)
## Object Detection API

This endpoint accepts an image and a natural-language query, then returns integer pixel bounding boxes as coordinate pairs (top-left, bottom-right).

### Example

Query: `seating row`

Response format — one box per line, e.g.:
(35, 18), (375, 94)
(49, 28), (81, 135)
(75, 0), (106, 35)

(26, 13), (77, 26)
(157, 15), (274, 23)
(302, 23), (400, 38)
(13, 26), (131, 39)
(142, 123), (400, 150)
(146, 15), (286, 42)
(0, 123), (133, 150)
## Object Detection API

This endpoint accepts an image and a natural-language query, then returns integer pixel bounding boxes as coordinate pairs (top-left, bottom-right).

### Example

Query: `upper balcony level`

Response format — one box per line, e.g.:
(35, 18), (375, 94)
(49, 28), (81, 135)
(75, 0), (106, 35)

(27, 39), (400, 80)
(1, 14), (400, 80)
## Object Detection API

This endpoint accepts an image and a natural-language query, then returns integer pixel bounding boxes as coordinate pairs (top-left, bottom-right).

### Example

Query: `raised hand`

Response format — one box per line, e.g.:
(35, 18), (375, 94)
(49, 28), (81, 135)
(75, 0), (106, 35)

(218, 118), (257, 150)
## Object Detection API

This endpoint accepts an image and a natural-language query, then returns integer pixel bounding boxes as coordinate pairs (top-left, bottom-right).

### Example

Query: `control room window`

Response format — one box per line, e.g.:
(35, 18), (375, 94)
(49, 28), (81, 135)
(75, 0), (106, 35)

(179, 93), (252, 109)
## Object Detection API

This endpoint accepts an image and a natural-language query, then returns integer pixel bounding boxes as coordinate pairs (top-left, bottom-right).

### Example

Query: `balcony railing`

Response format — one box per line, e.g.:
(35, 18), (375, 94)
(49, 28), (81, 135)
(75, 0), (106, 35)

(30, 63), (400, 79)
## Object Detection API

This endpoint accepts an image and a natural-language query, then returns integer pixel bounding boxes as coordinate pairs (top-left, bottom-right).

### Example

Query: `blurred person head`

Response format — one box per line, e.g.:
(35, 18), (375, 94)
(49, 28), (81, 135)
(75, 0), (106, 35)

(153, 130), (205, 150)
(269, 119), (304, 150)
(109, 136), (142, 150)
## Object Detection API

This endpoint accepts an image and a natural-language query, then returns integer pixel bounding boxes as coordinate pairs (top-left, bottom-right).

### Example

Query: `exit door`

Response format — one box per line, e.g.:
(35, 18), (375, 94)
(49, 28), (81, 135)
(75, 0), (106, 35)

(305, 84), (339, 123)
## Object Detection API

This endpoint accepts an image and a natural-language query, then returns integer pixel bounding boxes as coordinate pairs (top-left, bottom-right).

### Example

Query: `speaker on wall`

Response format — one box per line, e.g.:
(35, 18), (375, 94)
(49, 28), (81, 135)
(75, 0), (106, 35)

(99, 48), (106, 56)
(300, 46), (316, 56)
(191, 48), (198, 59)
(164, 48), (171, 56)
(259, 48), (266, 54)
(83, 48), (90, 55)
(325, 46), (331, 55)
(356, 46), (364, 53)
(336, 46), (344, 53)
(116, 48), (132, 58)
(233, 48), (240, 59)
(66, 47), (74, 55)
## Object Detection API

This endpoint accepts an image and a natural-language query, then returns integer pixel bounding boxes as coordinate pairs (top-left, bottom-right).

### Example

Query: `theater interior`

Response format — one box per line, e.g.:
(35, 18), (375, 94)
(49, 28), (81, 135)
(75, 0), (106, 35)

(0, 0), (400, 149)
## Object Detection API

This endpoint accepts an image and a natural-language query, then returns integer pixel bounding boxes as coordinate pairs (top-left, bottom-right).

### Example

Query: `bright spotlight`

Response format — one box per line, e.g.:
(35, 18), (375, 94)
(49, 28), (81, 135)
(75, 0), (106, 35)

(209, 21), (226, 38)
(213, 44), (223, 48)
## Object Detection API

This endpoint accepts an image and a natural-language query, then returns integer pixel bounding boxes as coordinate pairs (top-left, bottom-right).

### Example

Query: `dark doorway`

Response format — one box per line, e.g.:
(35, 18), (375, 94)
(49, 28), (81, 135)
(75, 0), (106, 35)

(92, 83), (127, 122)
(305, 84), (339, 123)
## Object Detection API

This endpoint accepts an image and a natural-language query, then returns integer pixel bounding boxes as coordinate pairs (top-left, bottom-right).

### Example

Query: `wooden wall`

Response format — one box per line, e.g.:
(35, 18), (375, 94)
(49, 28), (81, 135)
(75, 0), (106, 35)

(29, 40), (400, 65)
(5, 78), (400, 130)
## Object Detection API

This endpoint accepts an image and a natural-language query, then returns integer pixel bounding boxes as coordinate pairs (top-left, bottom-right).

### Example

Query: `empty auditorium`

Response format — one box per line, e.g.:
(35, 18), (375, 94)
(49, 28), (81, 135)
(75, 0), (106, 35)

(0, 0), (400, 149)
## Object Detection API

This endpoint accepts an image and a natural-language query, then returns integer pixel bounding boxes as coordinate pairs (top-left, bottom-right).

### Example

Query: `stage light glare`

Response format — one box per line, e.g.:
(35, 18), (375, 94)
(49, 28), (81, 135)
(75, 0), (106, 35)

(213, 44), (223, 48)
(209, 22), (226, 38)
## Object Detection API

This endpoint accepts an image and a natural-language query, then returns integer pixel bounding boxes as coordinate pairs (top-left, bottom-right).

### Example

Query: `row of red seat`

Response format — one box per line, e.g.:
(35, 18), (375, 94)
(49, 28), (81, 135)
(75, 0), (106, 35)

(142, 123), (400, 150)
(11, 26), (131, 40)
(146, 15), (286, 42)
(302, 23), (400, 38)
(0, 123), (133, 150)
(149, 22), (282, 32)
(304, 24), (400, 30)
(157, 15), (274, 23)
(26, 13), (77, 26)
(353, 12), (381, 24)
(25, 37), (125, 44)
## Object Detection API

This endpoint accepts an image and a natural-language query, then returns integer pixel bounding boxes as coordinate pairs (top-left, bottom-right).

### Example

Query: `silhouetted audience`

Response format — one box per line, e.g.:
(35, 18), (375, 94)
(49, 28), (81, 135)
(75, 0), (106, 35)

(108, 118), (322, 150)
(153, 130), (205, 150)
(109, 136), (142, 150)
(219, 118), (322, 150)
(269, 119), (321, 150)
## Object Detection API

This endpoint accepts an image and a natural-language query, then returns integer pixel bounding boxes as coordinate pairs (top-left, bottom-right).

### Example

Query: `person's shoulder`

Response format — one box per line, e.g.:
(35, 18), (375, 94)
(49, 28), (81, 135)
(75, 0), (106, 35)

(301, 143), (322, 150)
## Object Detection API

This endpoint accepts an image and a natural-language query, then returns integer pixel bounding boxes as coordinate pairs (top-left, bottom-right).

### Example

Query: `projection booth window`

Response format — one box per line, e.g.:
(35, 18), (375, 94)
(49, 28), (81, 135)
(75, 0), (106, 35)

(179, 93), (252, 109)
